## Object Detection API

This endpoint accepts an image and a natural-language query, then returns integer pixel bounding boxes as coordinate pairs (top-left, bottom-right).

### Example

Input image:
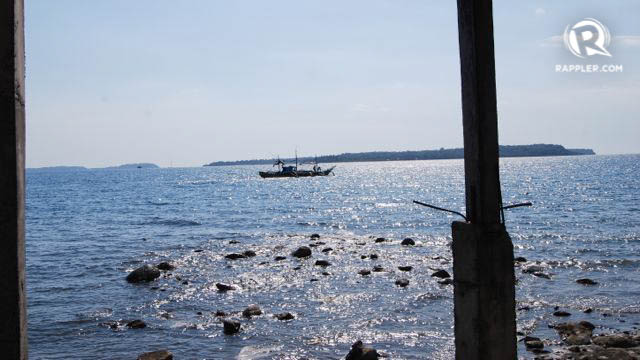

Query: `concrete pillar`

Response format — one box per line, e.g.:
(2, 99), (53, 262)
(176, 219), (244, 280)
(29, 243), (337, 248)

(0, 0), (27, 358)
(452, 222), (516, 359)
(454, 0), (516, 358)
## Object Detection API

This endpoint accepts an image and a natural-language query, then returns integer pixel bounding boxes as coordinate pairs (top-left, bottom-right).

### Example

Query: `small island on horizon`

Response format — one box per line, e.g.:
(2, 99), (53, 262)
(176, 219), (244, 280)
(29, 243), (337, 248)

(28, 163), (160, 171)
(205, 144), (595, 167)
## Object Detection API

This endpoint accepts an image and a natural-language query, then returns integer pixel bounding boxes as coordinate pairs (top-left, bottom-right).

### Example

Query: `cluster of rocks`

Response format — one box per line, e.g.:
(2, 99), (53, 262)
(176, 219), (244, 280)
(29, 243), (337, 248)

(122, 233), (454, 357)
(521, 320), (640, 359)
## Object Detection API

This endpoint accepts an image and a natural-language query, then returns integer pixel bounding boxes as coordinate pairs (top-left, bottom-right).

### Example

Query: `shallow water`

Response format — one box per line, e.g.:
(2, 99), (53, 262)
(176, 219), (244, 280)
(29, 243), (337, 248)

(26, 155), (640, 359)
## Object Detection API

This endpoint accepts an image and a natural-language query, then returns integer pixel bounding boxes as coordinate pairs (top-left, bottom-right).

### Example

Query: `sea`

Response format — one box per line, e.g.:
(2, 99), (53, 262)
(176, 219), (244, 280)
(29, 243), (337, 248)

(26, 154), (640, 359)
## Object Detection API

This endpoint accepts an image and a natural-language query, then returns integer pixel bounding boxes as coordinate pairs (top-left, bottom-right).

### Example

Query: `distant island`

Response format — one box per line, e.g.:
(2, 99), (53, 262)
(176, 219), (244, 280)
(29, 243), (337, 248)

(28, 163), (160, 171)
(204, 144), (595, 167)
(102, 163), (160, 169)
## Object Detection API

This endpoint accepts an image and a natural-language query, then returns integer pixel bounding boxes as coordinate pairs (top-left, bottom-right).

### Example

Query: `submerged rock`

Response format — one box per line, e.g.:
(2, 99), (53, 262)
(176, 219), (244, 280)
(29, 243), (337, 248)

(216, 283), (235, 292)
(137, 350), (173, 360)
(215, 310), (227, 317)
(274, 312), (295, 321)
(358, 269), (371, 276)
(321, 247), (333, 253)
(242, 305), (263, 318)
(369, 254), (378, 259)
(524, 336), (544, 350)
(292, 246), (312, 258)
(372, 266), (384, 272)
(395, 279), (410, 288)
(576, 278), (598, 285)
(126, 320), (147, 329)
(554, 321), (595, 345)
(225, 253), (246, 260)
(514, 256), (527, 263)
(522, 265), (544, 274)
(374, 237), (386, 243)
(554, 310), (571, 317)
(315, 260), (331, 267)
(438, 278), (453, 285)
(431, 269), (451, 279)
(401, 238), (415, 246)
(398, 266), (412, 272)
(532, 272), (551, 279)
(592, 334), (638, 348)
(222, 319), (241, 335)
(345, 340), (380, 360)
(310, 233), (321, 240)
(156, 262), (175, 271)
(274, 256), (286, 261)
(243, 250), (257, 257)
(126, 265), (161, 283)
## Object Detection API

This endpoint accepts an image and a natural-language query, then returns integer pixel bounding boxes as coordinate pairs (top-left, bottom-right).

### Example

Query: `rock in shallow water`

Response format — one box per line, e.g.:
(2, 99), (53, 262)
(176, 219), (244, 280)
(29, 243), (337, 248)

(358, 269), (371, 276)
(374, 237), (386, 243)
(156, 262), (175, 271)
(315, 260), (331, 267)
(532, 271), (551, 279)
(431, 269), (450, 279)
(216, 283), (235, 292)
(524, 336), (544, 350)
(576, 278), (598, 285)
(401, 238), (415, 246)
(225, 253), (247, 260)
(398, 266), (412, 272)
(126, 265), (161, 283)
(554, 321), (595, 345)
(292, 246), (312, 258)
(554, 310), (571, 317)
(137, 350), (173, 360)
(222, 320), (241, 335)
(395, 279), (409, 287)
(592, 334), (638, 348)
(345, 340), (380, 360)
(274, 312), (295, 321)
(127, 320), (147, 329)
(243, 250), (257, 257)
(242, 305), (262, 318)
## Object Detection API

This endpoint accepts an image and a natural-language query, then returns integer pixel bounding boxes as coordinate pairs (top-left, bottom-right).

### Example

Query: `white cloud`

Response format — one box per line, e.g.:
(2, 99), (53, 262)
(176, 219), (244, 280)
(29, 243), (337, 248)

(613, 35), (640, 47)
(539, 35), (563, 48)
(535, 8), (546, 16)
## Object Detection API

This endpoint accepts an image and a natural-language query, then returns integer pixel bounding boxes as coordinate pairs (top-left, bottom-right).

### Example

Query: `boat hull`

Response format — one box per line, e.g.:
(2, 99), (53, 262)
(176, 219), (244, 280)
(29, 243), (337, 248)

(259, 167), (335, 178)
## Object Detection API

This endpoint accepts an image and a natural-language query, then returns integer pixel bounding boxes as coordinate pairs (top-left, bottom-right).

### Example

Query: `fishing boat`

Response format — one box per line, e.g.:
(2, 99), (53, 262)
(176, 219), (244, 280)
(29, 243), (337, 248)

(258, 155), (335, 178)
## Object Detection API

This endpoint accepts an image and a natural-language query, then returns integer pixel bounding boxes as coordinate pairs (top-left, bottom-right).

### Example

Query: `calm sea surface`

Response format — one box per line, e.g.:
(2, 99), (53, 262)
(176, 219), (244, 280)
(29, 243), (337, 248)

(26, 155), (640, 359)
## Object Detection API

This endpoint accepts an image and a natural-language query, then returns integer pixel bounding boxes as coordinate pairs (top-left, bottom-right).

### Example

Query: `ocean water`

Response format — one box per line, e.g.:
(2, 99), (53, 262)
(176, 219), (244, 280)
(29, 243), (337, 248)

(26, 155), (640, 359)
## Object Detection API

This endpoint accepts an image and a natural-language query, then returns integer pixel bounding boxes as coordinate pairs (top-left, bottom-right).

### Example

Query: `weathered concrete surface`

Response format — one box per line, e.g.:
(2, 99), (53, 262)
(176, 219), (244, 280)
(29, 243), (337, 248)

(452, 221), (516, 359)
(0, 0), (27, 358)
(456, 0), (502, 227)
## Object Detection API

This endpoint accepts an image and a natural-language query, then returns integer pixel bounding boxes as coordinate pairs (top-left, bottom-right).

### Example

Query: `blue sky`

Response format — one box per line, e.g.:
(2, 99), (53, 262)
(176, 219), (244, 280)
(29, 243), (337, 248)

(25, 1), (640, 167)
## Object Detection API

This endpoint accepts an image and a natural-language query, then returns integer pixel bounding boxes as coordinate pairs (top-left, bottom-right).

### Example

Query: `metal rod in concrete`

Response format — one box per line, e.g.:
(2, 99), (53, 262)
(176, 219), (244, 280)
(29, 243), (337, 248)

(0, 0), (27, 358)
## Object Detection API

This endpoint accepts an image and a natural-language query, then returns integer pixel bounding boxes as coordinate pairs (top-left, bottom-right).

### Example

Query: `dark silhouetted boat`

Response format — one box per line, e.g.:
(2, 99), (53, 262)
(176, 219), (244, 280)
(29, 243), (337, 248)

(259, 155), (335, 178)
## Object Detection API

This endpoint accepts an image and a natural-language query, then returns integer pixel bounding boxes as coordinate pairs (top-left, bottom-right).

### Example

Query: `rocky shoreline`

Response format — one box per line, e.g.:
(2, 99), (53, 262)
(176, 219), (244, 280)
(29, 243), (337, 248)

(115, 233), (639, 359)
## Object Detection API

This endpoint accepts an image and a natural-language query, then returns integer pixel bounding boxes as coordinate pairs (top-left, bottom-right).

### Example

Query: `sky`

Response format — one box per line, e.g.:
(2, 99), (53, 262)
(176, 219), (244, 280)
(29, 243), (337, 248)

(25, 0), (640, 168)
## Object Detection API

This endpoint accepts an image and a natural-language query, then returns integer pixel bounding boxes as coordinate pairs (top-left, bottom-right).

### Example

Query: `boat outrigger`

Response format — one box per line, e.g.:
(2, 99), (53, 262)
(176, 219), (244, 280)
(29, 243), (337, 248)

(259, 155), (335, 178)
